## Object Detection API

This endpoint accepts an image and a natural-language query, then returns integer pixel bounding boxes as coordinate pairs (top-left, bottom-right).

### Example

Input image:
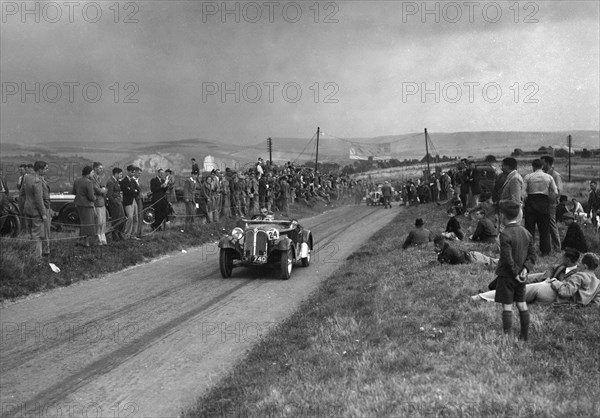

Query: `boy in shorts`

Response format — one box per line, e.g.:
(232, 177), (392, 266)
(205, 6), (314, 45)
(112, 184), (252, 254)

(494, 200), (537, 341)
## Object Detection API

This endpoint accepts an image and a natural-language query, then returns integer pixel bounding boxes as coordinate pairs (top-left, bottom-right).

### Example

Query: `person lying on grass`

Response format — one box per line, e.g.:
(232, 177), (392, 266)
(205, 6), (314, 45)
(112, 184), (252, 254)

(492, 200), (537, 341)
(473, 250), (600, 307)
(433, 235), (498, 267)
(480, 247), (580, 297)
(402, 218), (434, 249)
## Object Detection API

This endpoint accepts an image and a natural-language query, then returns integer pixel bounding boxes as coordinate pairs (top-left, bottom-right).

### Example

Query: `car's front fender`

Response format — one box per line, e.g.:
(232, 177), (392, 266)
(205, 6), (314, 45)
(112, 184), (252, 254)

(271, 237), (293, 253)
(218, 236), (241, 252)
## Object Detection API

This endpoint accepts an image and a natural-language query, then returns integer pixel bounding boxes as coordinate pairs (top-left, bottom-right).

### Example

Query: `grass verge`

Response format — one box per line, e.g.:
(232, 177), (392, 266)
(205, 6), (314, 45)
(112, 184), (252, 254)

(184, 203), (600, 418)
(0, 198), (348, 301)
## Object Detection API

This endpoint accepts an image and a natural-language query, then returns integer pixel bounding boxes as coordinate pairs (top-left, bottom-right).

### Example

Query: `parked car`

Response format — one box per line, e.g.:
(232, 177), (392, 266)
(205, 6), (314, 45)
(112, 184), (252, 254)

(49, 192), (160, 230)
(218, 217), (313, 280)
(0, 194), (21, 237)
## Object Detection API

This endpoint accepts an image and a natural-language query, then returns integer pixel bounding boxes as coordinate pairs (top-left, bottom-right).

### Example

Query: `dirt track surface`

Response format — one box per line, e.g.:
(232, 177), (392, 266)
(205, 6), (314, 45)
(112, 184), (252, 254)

(1, 204), (398, 418)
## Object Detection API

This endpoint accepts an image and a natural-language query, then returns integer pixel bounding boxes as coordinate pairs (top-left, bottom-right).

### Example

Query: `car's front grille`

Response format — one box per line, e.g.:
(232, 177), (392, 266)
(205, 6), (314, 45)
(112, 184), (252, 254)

(256, 230), (268, 256)
(243, 229), (269, 257)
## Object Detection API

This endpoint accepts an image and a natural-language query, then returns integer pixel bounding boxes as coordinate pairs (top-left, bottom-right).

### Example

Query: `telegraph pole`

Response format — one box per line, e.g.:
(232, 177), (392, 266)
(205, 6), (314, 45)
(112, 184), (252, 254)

(424, 128), (431, 181)
(315, 127), (320, 173)
(568, 134), (572, 181)
(267, 137), (273, 163)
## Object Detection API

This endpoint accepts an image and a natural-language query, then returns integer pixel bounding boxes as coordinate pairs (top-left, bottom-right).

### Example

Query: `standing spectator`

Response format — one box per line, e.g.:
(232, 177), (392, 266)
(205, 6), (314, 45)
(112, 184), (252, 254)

(354, 180), (364, 205)
(165, 169), (177, 204)
(150, 169), (170, 231)
(0, 166), (10, 233)
(494, 200), (536, 341)
(381, 181), (392, 208)
(23, 161), (50, 257)
(191, 158), (200, 175)
(91, 162), (108, 246)
(522, 159), (558, 256)
(541, 156), (563, 251)
(133, 167), (144, 238)
(247, 172), (259, 215)
(106, 167), (125, 241)
(231, 173), (243, 218)
(221, 171), (232, 218)
(455, 162), (468, 209)
(280, 175), (291, 217)
(197, 176), (213, 223)
(183, 170), (198, 229)
(561, 213), (588, 253)
(588, 180), (600, 228)
(464, 160), (481, 209)
(258, 173), (268, 211)
(120, 165), (140, 240)
(73, 166), (97, 247)
(17, 163), (29, 220)
(256, 158), (264, 178)
(497, 157), (523, 204)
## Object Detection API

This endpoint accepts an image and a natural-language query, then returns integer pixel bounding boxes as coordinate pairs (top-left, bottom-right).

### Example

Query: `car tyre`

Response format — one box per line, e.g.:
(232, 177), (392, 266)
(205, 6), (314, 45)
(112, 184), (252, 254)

(0, 214), (20, 238)
(143, 207), (155, 225)
(219, 249), (234, 278)
(61, 205), (80, 225)
(281, 248), (292, 280)
(301, 244), (311, 267)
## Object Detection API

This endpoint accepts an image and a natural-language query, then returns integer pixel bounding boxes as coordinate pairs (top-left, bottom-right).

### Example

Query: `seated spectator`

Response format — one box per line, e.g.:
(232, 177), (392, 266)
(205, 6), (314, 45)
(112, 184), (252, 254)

(570, 198), (587, 224)
(402, 218), (433, 249)
(442, 206), (464, 240)
(561, 212), (588, 253)
(434, 235), (498, 267)
(555, 195), (570, 222)
(469, 208), (498, 243)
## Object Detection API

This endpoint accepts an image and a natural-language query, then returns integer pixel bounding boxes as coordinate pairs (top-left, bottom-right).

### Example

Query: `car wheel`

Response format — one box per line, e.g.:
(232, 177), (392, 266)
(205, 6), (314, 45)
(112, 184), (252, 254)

(143, 207), (155, 225)
(0, 214), (20, 238)
(281, 248), (292, 280)
(61, 205), (80, 225)
(219, 249), (234, 278)
(301, 245), (311, 267)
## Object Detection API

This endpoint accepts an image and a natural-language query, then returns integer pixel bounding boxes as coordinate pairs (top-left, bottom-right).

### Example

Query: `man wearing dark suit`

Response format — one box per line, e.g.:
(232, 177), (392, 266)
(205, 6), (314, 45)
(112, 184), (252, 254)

(133, 167), (144, 238)
(120, 165), (140, 239)
(106, 167), (125, 241)
(150, 168), (169, 230)
(183, 171), (198, 229)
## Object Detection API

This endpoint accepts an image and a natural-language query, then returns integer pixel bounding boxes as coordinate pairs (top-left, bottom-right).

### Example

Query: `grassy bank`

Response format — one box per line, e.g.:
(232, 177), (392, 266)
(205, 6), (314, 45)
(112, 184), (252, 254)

(0, 198), (347, 301)
(185, 203), (600, 417)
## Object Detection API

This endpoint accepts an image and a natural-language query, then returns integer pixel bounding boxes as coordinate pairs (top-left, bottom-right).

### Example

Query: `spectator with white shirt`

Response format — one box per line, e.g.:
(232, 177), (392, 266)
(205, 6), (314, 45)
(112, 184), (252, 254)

(522, 159), (558, 256)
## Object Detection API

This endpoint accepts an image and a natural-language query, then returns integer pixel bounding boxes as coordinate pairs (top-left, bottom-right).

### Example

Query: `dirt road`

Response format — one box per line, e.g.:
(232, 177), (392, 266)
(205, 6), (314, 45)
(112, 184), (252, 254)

(1, 205), (398, 418)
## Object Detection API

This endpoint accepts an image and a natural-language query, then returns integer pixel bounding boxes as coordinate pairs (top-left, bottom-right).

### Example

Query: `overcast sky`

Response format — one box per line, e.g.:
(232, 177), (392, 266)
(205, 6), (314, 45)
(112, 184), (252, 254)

(1, 0), (598, 146)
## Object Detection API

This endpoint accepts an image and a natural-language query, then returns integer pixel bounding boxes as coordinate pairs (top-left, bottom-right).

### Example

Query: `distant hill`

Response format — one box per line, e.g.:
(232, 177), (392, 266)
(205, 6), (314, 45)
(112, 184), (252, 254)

(2, 131), (598, 175)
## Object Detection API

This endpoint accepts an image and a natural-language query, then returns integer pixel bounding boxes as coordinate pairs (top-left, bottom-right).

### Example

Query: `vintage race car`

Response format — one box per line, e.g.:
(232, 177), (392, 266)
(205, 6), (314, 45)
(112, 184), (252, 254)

(366, 190), (384, 206)
(218, 218), (313, 279)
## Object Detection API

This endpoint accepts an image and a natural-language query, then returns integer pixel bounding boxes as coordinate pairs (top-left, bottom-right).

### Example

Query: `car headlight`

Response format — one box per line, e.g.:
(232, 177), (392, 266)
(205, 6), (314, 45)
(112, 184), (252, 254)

(232, 227), (244, 241)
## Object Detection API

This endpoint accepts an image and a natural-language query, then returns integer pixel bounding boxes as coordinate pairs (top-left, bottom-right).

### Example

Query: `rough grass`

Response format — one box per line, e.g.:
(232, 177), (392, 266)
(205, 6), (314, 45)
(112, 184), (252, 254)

(0, 198), (348, 301)
(184, 201), (600, 418)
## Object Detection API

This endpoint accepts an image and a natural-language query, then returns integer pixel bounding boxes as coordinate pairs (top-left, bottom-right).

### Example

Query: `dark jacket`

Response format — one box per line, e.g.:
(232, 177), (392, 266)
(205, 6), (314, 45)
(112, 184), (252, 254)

(495, 223), (536, 278)
(437, 243), (469, 264)
(471, 218), (498, 243)
(72, 176), (95, 208)
(445, 216), (464, 240)
(120, 176), (139, 206)
(561, 223), (588, 253)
